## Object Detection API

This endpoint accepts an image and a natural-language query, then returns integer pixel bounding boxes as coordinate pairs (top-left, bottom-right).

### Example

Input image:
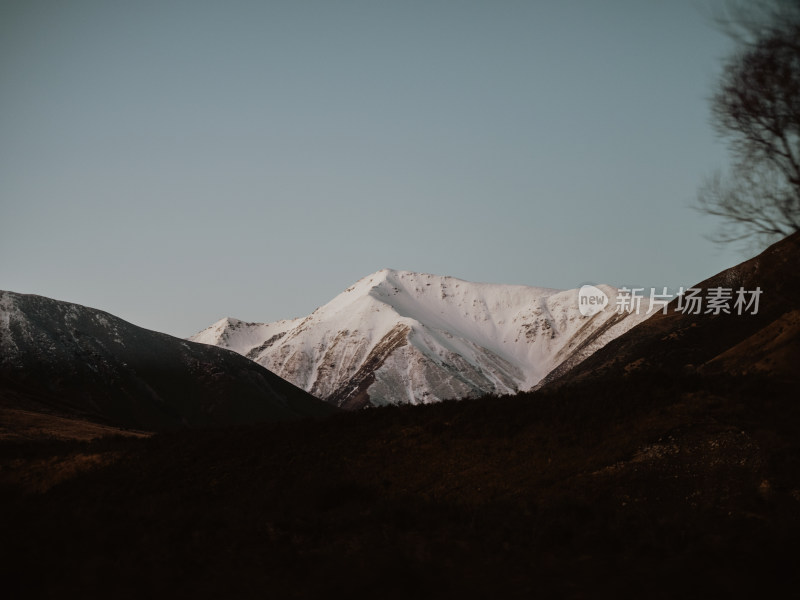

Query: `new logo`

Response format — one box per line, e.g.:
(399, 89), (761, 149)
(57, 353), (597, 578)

(578, 285), (609, 317)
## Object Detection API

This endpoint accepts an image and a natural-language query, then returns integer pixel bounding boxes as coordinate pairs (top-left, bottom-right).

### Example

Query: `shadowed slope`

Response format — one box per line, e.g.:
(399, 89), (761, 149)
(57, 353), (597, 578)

(0, 291), (336, 431)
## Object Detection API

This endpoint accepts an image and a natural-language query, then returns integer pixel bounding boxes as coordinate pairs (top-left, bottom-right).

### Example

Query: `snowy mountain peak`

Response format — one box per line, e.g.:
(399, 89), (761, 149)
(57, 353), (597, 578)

(191, 272), (651, 408)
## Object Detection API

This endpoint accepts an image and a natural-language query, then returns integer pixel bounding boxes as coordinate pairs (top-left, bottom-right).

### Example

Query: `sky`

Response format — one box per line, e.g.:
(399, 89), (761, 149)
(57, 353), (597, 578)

(1, 0), (744, 337)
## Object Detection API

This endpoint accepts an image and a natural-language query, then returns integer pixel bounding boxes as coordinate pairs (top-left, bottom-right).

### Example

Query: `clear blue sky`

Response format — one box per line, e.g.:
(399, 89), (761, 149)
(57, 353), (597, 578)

(1, 0), (742, 337)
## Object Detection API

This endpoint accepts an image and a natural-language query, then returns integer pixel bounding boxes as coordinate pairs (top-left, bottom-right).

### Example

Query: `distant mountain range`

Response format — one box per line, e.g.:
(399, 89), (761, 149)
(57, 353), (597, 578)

(191, 269), (651, 408)
(0, 291), (335, 431)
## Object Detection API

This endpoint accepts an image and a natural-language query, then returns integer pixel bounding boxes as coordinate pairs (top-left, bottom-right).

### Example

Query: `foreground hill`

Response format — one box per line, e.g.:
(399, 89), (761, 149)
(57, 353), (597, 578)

(1, 368), (797, 598)
(0, 291), (336, 431)
(1, 236), (798, 598)
(192, 269), (649, 407)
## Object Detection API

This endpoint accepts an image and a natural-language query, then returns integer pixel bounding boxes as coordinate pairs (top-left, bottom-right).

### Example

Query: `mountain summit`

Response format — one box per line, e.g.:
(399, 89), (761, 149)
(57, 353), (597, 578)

(192, 269), (651, 408)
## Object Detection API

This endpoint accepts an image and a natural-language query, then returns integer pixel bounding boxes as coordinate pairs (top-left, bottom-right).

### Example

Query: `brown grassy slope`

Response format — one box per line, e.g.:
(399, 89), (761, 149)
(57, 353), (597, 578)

(0, 407), (150, 443)
(541, 231), (800, 388)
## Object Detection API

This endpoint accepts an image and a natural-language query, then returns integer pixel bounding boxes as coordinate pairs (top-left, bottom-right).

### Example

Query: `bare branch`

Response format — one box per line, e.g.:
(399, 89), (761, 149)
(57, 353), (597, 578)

(696, 0), (800, 250)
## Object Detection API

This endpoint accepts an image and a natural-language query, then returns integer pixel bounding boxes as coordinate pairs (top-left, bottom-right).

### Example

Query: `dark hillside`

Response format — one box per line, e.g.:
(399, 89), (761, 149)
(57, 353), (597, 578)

(2, 236), (798, 598)
(0, 291), (335, 430)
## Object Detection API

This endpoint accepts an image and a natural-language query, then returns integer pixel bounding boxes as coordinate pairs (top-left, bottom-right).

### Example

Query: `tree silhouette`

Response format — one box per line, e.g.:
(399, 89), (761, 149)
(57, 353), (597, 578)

(696, 0), (800, 248)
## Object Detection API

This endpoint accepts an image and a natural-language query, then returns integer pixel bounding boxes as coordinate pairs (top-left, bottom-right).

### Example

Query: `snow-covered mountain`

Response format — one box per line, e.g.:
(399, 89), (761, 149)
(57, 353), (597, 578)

(191, 269), (653, 408)
(0, 290), (335, 430)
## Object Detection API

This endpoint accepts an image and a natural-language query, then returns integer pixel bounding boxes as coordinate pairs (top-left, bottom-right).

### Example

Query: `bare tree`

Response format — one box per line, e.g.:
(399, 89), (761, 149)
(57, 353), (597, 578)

(696, 0), (800, 248)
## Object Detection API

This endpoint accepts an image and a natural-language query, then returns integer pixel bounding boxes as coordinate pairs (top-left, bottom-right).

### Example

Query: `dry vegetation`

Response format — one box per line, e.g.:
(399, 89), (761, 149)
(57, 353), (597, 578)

(0, 407), (150, 443)
(1, 372), (798, 599)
